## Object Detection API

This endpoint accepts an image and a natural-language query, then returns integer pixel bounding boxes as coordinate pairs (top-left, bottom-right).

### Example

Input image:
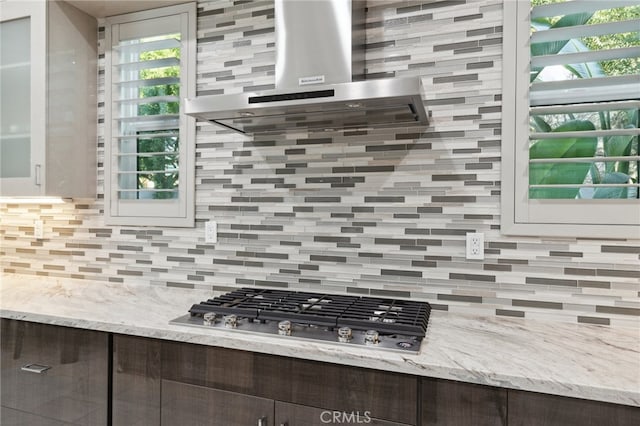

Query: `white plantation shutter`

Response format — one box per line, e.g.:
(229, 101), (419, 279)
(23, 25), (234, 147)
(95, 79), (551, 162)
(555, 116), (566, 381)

(502, 0), (640, 237)
(529, 1), (640, 106)
(104, 4), (195, 227)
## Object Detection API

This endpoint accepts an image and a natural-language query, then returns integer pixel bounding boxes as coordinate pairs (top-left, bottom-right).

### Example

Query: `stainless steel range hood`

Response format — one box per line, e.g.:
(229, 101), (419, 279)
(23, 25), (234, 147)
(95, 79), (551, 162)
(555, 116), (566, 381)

(185, 0), (429, 134)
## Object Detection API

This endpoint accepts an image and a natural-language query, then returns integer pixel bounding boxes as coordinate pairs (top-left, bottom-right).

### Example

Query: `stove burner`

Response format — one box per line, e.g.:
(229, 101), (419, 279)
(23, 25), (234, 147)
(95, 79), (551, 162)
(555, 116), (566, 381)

(369, 315), (397, 323)
(374, 310), (399, 316)
(176, 288), (431, 353)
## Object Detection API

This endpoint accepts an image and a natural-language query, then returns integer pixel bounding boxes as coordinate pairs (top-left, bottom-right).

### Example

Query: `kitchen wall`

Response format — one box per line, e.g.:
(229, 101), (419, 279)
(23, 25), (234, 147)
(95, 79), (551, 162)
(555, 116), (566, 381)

(1, 0), (638, 327)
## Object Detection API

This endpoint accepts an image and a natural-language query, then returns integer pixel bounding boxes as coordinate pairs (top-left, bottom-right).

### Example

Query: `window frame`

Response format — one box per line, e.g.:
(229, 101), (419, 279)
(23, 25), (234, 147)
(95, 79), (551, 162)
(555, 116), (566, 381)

(104, 3), (196, 227)
(501, 0), (640, 239)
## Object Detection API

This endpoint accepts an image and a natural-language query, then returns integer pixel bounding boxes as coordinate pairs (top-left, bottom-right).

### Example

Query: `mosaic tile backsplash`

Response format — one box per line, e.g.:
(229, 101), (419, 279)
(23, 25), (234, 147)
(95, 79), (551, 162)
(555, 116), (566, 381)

(1, 0), (638, 327)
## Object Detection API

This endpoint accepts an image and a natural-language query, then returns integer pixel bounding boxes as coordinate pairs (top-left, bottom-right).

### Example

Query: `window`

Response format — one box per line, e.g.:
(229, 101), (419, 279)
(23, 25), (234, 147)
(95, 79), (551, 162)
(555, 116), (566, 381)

(502, 0), (640, 238)
(104, 3), (195, 227)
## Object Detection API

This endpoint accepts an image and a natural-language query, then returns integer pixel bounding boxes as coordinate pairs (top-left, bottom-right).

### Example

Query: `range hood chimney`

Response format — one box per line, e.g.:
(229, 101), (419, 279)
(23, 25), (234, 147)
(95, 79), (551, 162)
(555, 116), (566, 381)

(185, 0), (429, 134)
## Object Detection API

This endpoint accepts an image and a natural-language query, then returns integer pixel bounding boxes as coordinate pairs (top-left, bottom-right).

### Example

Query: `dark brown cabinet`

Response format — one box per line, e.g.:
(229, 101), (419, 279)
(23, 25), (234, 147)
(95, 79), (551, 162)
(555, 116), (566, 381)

(5, 324), (636, 426)
(0, 319), (108, 426)
(161, 380), (274, 426)
(161, 339), (418, 425)
(275, 401), (414, 426)
(116, 335), (640, 426)
(159, 382), (415, 426)
(420, 378), (640, 426)
(265, 355), (417, 424)
(112, 335), (162, 426)
(421, 378), (507, 426)
(121, 337), (417, 425)
(507, 390), (640, 426)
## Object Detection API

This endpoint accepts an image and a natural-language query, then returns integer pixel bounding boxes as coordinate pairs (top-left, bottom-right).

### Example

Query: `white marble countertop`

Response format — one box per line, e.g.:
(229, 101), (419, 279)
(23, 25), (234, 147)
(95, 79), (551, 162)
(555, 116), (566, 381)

(1, 274), (638, 407)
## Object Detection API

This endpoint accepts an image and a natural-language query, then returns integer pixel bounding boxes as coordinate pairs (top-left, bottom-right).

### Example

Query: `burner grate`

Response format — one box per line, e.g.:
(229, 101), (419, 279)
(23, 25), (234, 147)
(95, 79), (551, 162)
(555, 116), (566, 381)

(336, 297), (431, 337)
(188, 288), (431, 338)
(257, 292), (358, 327)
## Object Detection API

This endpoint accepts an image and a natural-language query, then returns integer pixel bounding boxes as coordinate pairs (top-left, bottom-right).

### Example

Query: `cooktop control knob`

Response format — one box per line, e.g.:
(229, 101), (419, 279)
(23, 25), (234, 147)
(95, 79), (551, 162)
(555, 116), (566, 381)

(278, 320), (292, 336)
(203, 312), (217, 326)
(337, 327), (352, 343)
(364, 330), (380, 345)
(223, 314), (238, 328)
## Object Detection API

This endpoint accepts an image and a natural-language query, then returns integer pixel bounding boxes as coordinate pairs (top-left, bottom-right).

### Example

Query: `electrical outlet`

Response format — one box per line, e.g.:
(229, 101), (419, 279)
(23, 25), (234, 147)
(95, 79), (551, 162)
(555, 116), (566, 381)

(205, 221), (217, 244)
(466, 232), (484, 260)
(34, 220), (44, 239)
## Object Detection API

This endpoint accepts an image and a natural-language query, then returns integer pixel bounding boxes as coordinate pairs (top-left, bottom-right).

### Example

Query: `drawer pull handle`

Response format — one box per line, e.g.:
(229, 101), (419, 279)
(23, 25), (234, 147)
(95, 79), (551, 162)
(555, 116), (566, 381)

(21, 363), (51, 374)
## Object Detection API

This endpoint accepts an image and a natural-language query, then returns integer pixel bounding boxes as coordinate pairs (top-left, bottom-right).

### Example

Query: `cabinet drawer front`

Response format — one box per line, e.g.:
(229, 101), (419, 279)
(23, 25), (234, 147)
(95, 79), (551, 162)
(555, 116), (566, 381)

(0, 406), (70, 426)
(508, 390), (640, 426)
(0, 319), (108, 426)
(421, 378), (507, 426)
(275, 401), (415, 426)
(161, 379), (274, 426)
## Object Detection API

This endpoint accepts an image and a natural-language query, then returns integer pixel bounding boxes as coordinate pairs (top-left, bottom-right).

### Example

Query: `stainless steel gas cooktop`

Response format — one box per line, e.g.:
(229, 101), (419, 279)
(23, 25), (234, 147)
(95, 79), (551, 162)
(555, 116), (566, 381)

(170, 288), (431, 353)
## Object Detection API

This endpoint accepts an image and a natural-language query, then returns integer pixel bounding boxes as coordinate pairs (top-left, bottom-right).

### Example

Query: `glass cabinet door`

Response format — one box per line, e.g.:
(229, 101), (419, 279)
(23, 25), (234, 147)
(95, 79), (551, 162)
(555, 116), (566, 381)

(0, 17), (31, 179)
(0, 0), (46, 195)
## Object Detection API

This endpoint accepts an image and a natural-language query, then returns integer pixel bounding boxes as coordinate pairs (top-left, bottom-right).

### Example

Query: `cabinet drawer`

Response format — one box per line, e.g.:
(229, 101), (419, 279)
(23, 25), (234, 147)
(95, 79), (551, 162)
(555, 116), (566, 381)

(508, 390), (640, 426)
(0, 319), (108, 426)
(275, 401), (415, 426)
(0, 406), (70, 426)
(161, 379), (274, 426)
(421, 378), (507, 426)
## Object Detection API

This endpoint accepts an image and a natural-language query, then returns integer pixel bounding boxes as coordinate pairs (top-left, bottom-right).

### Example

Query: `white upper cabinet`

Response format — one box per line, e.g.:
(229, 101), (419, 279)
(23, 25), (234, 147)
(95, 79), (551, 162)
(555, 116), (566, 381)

(0, 0), (97, 198)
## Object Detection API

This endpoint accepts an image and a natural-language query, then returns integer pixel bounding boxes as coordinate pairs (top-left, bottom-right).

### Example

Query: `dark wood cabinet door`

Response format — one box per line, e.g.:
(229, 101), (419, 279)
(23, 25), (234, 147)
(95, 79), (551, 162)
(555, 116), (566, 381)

(0, 319), (108, 426)
(421, 378), (507, 426)
(508, 390), (640, 426)
(162, 340), (418, 425)
(275, 401), (414, 426)
(112, 334), (162, 426)
(263, 355), (418, 425)
(161, 379), (274, 426)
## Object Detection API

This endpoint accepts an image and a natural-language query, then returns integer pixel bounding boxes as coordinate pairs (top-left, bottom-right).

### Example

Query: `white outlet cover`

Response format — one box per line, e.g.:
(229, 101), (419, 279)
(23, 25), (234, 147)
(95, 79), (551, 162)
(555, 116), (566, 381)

(34, 220), (44, 239)
(205, 221), (217, 244)
(465, 232), (484, 260)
